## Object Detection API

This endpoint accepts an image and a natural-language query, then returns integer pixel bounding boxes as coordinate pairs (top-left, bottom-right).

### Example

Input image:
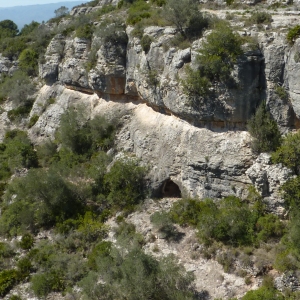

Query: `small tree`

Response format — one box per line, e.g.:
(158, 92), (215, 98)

(18, 48), (38, 76)
(54, 6), (69, 18)
(164, 0), (207, 38)
(0, 19), (18, 39)
(247, 101), (281, 154)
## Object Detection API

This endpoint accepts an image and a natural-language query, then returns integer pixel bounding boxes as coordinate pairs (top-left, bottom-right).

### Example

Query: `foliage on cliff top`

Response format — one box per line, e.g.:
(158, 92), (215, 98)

(183, 23), (243, 100)
(164, 0), (209, 39)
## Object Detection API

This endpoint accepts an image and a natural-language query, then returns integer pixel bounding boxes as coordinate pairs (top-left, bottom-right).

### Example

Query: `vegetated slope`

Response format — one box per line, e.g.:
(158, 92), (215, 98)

(0, 1), (90, 30)
(1, 0), (300, 299)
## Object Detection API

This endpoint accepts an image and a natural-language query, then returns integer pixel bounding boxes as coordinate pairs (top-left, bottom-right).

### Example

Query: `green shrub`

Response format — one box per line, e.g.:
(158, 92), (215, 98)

(141, 35), (153, 53)
(0, 164), (85, 234)
(242, 286), (284, 300)
(0, 200), (36, 237)
(168, 34), (191, 50)
(17, 257), (32, 278)
(170, 196), (279, 247)
(20, 233), (34, 250)
(256, 214), (285, 242)
(164, 0), (208, 39)
(19, 21), (39, 36)
(57, 109), (115, 156)
(199, 196), (257, 246)
(0, 36), (27, 60)
(169, 198), (204, 226)
(0, 129), (38, 176)
(151, 0), (166, 5)
(28, 114), (39, 128)
(9, 295), (22, 300)
(31, 270), (65, 297)
(76, 212), (108, 243)
(87, 241), (112, 270)
(146, 69), (159, 86)
(151, 212), (181, 242)
(272, 131), (300, 174)
(287, 25), (300, 44)
(250, 11), (272, 24)
(182, 66), (211, 99)
(7, 99), (34, 122)
(0, 242), (14, 261)
(247, 101), (281, 154)
(127, 1), (151, 25)
(76, 23), (94, 39)
(0, 269), (20, 297)
(18, 48), (39, 76)
(104, 158), (147, 210)
(275, 85), (288, 101)
(183, 24), (243, 100)
(226, 0), (234, 5)
(280, 176), (300, 211)
(197, 24), (243, 81)
(0, 71), (35, 106)
(81, 245), (196, 300)
(95, 19), (128, 45)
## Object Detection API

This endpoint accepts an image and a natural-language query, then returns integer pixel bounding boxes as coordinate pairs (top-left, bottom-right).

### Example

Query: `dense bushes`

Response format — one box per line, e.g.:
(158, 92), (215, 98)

(170, 196), (284, 247)
(197, 24), (243, 81)
(247, 101), (282, 154)
(272, 131), (300, 174)
(76, 23), (94, 39)
(81, 244), (197, 300)
(127, 0), (151, 25)
(183, 24), (243, 99)
(0, 109), (147, 236)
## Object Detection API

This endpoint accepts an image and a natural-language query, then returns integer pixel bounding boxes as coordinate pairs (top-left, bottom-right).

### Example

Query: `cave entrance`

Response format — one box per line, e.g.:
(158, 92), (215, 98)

(161, 179), (182, 198)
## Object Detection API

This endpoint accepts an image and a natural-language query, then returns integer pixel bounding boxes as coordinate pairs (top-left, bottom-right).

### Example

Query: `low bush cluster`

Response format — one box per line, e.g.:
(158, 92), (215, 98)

(170, 196), (284, 247)
(249, 11), (272, 24)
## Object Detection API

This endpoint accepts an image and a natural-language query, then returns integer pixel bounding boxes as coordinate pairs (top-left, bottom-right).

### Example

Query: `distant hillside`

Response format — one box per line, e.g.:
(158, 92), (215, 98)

(0, 1), (90, 30)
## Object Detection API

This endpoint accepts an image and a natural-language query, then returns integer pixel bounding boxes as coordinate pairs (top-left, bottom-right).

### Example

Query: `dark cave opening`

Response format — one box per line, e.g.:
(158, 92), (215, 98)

(161, 179), (182, 198)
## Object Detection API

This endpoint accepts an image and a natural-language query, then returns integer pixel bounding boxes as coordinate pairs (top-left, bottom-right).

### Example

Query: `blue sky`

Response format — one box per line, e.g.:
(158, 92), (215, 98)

(0, 0), (90, 7)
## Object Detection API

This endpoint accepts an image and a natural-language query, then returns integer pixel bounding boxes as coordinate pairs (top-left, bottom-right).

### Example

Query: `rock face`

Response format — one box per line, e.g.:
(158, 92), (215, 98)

(38, 23), (267, 128)
(31, 8), (300, 211)
(37, 14), (300, 132)
(246, 153), (293, 215)
(29, 86), (253, 200)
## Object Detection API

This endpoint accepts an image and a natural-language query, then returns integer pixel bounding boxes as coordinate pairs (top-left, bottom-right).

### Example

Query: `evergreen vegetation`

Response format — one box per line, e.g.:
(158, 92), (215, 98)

(247, 101), (282, 154)
(272, 131), (300, 174)
(183, 23), (243, 100)
(0, 1), (300, 299)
